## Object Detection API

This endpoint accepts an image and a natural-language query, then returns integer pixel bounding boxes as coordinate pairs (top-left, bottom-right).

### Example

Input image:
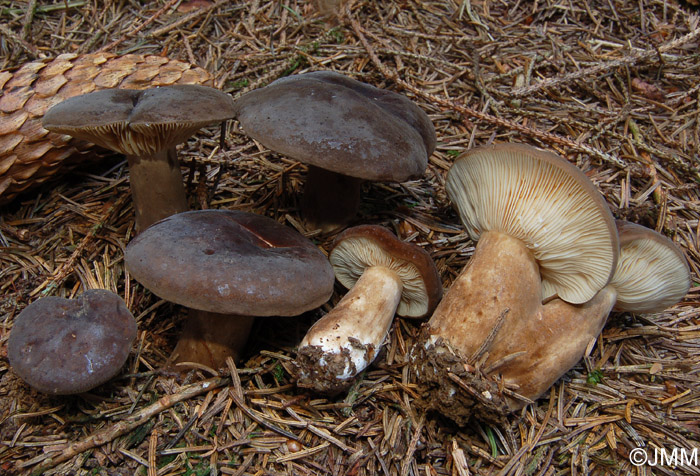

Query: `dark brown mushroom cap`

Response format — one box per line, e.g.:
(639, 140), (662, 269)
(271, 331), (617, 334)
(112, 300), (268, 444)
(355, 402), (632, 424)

(125, 210), (335, 316)
(611, 221), (691, 313)
(7, 289), (137, 395)
(42, 84), (236, 156)
(329, 225), (443, 318)
(232, 71), (436, 181)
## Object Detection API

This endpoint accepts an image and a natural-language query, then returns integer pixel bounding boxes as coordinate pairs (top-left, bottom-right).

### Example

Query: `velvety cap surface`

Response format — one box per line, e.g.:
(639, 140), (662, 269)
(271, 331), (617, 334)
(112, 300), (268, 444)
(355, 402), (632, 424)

(42, 84), (236, 156)
(233, 71), (436, 181)
(612, 221), (691, 313)
(330, 225), (442, 318)
(8, 289), (137, 395)
(125, 210), (334, 315)
(445, 143), (619, 304)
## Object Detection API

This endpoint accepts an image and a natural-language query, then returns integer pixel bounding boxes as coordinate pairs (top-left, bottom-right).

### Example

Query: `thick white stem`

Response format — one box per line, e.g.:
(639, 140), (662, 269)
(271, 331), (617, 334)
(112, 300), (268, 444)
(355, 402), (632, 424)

(296, 266), (403, 393)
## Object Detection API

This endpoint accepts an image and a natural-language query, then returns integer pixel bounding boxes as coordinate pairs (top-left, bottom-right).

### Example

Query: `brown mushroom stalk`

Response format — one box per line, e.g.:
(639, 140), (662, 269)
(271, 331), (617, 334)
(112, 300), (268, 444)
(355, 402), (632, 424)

(411, 143), (620, 424)
(296, 225), (442, 394)
(301, 166), (363, 231)
(125, 148), (188, 230)
(171, 311), (255, 368)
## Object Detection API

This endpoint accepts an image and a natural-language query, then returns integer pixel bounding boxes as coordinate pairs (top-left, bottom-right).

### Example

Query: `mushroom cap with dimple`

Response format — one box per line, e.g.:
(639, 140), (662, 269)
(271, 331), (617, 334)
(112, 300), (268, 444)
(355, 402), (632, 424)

(232, 71), (436, 182)
(125, 210), (335, 316)
(8, 289), (137, 395)
(445, 143), (619, 304)
(329, 225), (443, 318)
(42, 84), (236, 156)
(611, 221), (691, 313)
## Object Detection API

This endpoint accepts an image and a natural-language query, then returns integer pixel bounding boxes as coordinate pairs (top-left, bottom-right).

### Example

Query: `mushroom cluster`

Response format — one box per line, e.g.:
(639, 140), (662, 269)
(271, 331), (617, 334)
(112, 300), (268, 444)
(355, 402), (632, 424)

(13, 68), (689, 429)
(409, 143), (691, 424)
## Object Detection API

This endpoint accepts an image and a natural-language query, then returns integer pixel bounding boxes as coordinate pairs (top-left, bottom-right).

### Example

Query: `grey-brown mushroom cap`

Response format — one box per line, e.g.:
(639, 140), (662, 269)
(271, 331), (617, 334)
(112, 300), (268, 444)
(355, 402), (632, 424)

(42, 85), (236, 156)
(445, 143), (619, 304)
(124, 210), (335, 316)
(232, 71), (436, 181)
(329, 225), (443, 318)
(611, 221), (691, 313)
(7, 289), (137, 395)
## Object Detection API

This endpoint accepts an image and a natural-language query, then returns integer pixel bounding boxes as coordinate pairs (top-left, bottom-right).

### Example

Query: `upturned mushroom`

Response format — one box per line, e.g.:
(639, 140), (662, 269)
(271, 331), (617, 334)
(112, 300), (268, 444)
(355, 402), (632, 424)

(42, 85), (236, 231)
(411, 143), (621, 423)
(232, 71), (436, 231)
(296, 225), (442, 393)
(416, 219), (691, 423)
(125, 210), (335, 369)
(8, 289), (137, 395)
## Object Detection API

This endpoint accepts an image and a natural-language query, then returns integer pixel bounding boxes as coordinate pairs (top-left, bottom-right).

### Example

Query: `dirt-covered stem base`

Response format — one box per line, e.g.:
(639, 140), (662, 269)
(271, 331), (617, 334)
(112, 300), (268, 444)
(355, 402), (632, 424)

(296, 266), (403, 393)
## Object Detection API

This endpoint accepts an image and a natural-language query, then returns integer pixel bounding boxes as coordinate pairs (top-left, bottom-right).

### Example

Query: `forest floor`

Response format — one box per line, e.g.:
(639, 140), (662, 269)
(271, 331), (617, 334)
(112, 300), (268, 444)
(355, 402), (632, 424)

(1, 0), (699, 475)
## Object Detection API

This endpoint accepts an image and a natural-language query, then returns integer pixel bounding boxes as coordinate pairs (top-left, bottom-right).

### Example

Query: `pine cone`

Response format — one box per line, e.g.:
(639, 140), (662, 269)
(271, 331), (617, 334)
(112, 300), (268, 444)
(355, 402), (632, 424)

(0, 53), (212, 204)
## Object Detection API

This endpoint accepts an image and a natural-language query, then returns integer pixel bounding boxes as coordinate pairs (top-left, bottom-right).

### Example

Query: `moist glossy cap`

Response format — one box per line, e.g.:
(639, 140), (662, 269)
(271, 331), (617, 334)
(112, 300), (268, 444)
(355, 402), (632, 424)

(233, 71), (436, 181)
(611, 221), (691, 313)
(125, 210), (334, 315)
(8, 289), (137, 395)
(446, 143), (619, 304)
(42, 84), (236, 156)
(329, 225), (442, 318)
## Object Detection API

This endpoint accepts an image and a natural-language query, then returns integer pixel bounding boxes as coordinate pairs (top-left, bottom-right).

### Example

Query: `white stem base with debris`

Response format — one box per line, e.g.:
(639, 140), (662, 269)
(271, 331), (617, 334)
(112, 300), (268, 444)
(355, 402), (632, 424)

(296, 266), (403, 393)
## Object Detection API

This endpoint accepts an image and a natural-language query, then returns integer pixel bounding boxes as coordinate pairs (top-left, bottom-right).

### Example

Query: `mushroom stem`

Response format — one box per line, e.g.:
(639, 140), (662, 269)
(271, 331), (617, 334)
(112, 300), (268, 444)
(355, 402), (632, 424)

(296, 265), (403, 393)
(172, 310), (256, 369)
(127, 148), (188, 231)
(426, 231), (542, 353)
(411, 230), (546, 423)
(517, 286), (617, 400)
(301, 166), (362, 232)
(412, 287), (617, 424)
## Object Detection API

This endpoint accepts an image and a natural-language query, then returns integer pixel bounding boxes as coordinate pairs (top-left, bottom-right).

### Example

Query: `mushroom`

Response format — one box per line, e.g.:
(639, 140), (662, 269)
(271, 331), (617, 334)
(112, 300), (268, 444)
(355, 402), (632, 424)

(296, 225), (442, 393)
(124, 209), (335, 369)
(411, 143), (620, 423)
(416, 219), (692, 423)
(8, 289), (137, 395)
(42, 84), (236, 231)
(610, 220), (691, 313)
(232, 71), (436, 231)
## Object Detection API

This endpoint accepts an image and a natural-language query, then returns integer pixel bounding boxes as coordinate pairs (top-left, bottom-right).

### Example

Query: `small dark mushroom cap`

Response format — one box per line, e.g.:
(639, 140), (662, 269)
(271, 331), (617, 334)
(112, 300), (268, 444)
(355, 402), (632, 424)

(329, 225), (443, 318)
(42, 84), (236, 156)
(233, 71), (436, 181)
(611, 221), (691, 313)
(445, 143), (619, 304)
(8, 289), (137, 395)
(125, 210), (335, 316)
